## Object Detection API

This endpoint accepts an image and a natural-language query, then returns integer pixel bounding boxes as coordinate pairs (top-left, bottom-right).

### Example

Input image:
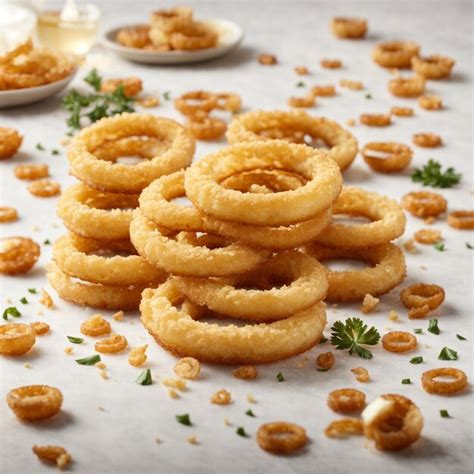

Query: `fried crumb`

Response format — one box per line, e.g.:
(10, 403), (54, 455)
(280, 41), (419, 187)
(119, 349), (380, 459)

(420, 265), (427, 270)
(98, 406), (106, 412)
(294, 66), (309, 75)
(96, 362), (106, 369)
(186, 435), (198, 445)
(24, 363), (31, 369)
(388, 310), (400, 322)
(340, 79), (364, 90)
(247, 393), (256, 403)
(100, 370), (108, 380)
(351, 367), (370, 382)
(346, 118), (356, 127)
(32, 225), (40, 232)
(258, 53), (278, 65)
(155, 437), (161, 444)
(425, 216), (435, 224)
(64, 346), (73, 354)
(168, 388), (179, 399)
(361, 294), (380, 314)
(403, 239), (418, 254)
(39, 289), (54, 309)
(224, 417), (232, 426)
(163, 378), (187, 391)
(5, 297), (12, 304)
(137, 96), (160, 108)
(112, 310), (125, 321)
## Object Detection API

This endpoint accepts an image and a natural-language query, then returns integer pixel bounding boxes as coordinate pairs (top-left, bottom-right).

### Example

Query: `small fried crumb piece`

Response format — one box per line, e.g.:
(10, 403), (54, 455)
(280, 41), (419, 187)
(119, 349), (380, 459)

(320, 58), (342, 69)
(98, 406), (106, 411)
(24, 363), (31, 369)
(60, 136), (71, 146)
(64, 346), (73, 354)
(425, 216), (435, 224)
(32, 445), (72, 470)
(168, 388), (179, 399)
(155, 437), (161, 444)
(346, 118), (356, 126)
(233, 365), (258, 380)
(112, 310), (124, 321)
(258, 53), (278, 65)
(30, 321), (50, 335)
(128, 344), (148, 367)
(186, 435), (198, 445)
(339, 79), (364, 90)
(316, 351), (335, 370)
(100, 370), (108, 380)
(403, 239), (419, 254)
(162, 378), (187, 391)
(420, 265), (427, 270)
(224, 417), (231, 426)
(174, 357), (201, 379)
(351, 367), (370, 382)
(39, 289), (54, 308)
(361, 294), (380, 314)
(388, 310), (399, 322)
(137, 96), (160, 108)
(247, 393), (256, 403)
(210, 389), (232, 405)
(294, 66), (309, 75)
(414, 228), (442, 245)
(96, 362), (106, 369)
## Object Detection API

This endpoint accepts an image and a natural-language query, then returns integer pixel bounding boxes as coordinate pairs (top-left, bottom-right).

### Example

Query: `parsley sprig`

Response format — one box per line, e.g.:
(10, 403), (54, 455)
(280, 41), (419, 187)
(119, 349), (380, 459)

(411, 159), (461, 188)
(63, 69), (135, 132)
(330, 317), (380, 359)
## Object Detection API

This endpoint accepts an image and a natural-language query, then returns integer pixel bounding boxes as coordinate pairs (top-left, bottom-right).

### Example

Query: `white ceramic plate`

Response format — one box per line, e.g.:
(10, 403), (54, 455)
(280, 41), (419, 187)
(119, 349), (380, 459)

(0, 70), (77, 109)
(102, 19), (243, 64)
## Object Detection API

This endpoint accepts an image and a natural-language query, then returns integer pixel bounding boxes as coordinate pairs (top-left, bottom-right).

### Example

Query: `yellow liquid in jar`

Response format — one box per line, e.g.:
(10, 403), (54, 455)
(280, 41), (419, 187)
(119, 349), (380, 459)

(37, 11), (100, 55)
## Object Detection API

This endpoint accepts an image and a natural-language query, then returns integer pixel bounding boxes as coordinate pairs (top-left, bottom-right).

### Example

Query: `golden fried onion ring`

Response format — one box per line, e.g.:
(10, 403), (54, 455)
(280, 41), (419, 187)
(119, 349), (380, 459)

(411, 55), (455, 79)
(372, 41), (420, 68)
(1, 236), (40, 275)
(257, 422), (308, 454)
(0, 323), (36, 356)
(140, 280), (327, 365)
(7, 385), (63, 421)
(330, 17), (367, 39)
(314, 187), (406, 249)
(362, 142), (412, 173)
(0, 127), (23, 160)
(421, 368), (468, 395)
(68, 113), (195, 194)
(226, 110), (358, 172)
(174, 251), (328, 321)
(448, 210), (474, 230)
(328, 388), (366, 413)
(305, 243), (406, 302)
(382, 331), (418, 353)
(401, 191), (447, 219)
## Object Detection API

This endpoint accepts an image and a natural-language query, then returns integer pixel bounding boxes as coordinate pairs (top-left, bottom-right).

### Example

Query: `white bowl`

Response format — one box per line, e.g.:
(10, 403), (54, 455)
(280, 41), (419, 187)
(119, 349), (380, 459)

(102, 19), (243, 64)
(0, 70), (77, 108)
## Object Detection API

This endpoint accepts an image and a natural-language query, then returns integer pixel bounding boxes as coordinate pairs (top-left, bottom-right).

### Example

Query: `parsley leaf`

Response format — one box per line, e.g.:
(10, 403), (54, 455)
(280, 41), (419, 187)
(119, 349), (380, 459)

(466, 242), (473, 250)
(28, 288), (37, 294)
(296, 81), (306, 87)
(276, 372), (285, 382)
(427, 318), (440, 335)
(330, 317), (380, 359)
(19, 297), (28, 305)
(75, 354), (101, 365)
(401, 378), (412, 384)
(411, 159), (461, 188)
(440, 409), (451, 418)
(434, 243), (445, 251)
(456, 334), (467, 341)
(410, 356), (423, 364)
(2, 307), (21, 320)
(52, 149), (60, 156)
(236, 426), (248, 437)
(36, 143), (45, 151)
(319, 336), (328, 344)
(365, 93), (372, 99)
(438, 347), (458, 361)
(43, 239), (51, 245)
(84, 68), (102, 91)
(67, 336), (84, 344)
(245, 409), (256, 417)
(136, 368), (152, 385)
(176, 414), (191, 426)
(414, 328), (423, 334)
(163, 91), (171, 100)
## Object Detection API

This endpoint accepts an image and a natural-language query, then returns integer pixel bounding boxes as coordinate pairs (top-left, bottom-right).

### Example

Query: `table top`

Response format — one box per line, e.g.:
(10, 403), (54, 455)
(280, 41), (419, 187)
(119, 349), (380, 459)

(0, 1), (473, 473)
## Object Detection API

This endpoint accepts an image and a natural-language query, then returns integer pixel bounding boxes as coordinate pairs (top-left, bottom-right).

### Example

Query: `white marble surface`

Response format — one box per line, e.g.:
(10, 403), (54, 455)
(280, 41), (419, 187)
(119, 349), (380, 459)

(0, 1), (473, 473)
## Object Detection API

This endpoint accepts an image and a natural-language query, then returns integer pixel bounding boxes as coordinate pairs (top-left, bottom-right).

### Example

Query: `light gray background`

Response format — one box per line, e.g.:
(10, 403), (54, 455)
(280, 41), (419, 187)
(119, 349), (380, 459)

(0, 1), (473, 473)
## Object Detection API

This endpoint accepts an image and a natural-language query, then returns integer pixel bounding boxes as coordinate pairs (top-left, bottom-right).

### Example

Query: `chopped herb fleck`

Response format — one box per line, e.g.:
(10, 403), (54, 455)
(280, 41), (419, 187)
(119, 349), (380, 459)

(136, 368), (152, 385)
(28, 288), (37, 294)
(410, 356), (423, 364)
(456, 334), (467, 341)
(317, 368), (329, 372)
(43, 239), (51, 245)
(414, 328), (423, 334)
(365, 93), (372, 99)
(427, 318), (440, 335)
(276, 372), (285, 382)
(440, 409), (451, 418)
(466, 242), (473, 250)
(2, 306), (21, 320)
(67, 336), (84, 344)
(245, 409), (255, 417)
(236, 426), (248, 437)
(36, 143), (45, 151)
(296, 81), (306, 87)
(19, 297), (28, 305)
(163, 91), (171, 100)
(52, 149), (60, 156)
(176, 414), (192, 426)
(434, 243), (445, 252)
(401, 378), (412, 384)
(411, 159), (461, 188)
(84, 68), (102, 91)
(438, 346), (458, 361)
(319, 336), (328, 344)
(75, 354), (101, 365)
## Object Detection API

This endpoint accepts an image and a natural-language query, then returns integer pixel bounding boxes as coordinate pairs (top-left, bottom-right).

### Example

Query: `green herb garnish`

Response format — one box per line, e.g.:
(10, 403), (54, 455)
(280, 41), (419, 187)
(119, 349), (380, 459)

(414, 328), (423, 334)
(411, 159), (461, 188)
(319, 336), (328, 344)
(276, 372), (285, 382)
(2, 307), (21, 320)
(428, 318), (440, 335)
(245, 409), (255, 417)
(365, 93), (372, 99)
(456, 334), (467, 341)
(135, 368), (152, 385)
(440, 409), (451, 418)
(296, 81), (306, 87)
(236, 427), (248, 437)
(438, 347), (458, 361)
(67, 336), (84, 344)
(330, 317), (380, 359)
(19, 297), (28, 305)
(43, 239), (51, 245)
(84, 68), (102, 91)
(466, 242), (473, 250)
(28, 288), (37, 294)
(75, 354), (101, 365)
(434, 243), (445, 251)
(317, 368), (329, 372)
(163, 91), (171, 100)
(52, 149), (60, 156)
(36, 143), (45, 151)
(176, 414), (192, 426)
(401, 378), (412, 384)
(410, 356), (423, 364)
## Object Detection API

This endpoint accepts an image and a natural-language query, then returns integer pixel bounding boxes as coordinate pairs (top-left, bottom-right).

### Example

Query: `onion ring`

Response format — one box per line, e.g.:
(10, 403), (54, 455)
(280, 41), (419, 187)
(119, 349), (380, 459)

(95, 334), (128, 353)
(421, 368), (468, 395)
(233, 365), (258, 379)
(0, 207), (18, 223)
(402, 191), (447, 219)
(382, 331), (418, 353)
(328, 388), (366, 413)
(448, 210), (474, 230)
(320, 58), (342, 69)
(130, 210), (270, 277)
(305, 243), (406, 302)
(185, 141), (342, 226)
(14, 163), (49, 180)
(411, 55), (455, 79)
(169, 22), (217, 51)
(226, 110), (358, 172)
(68, 113), (195, 194)
(418, 94), (443, 110)
(287, 94), (315, 108)
(57, 183), (138, 242)
(257, 422), (308, 454)
(412, 133), (442, 148)
(313, 187), (406, 249)
(140, 279), (327, 364)
(7, 385), (63, 421)
(1, 236), (40, 275)
(47, 261), (153, 310)
(186, 115), (227, 141)
(174, 90), (217, 116)
(311, 84), (336, 97)
(390, 106), (414, 117)
(360, 113), (391, 127)
(174, 251), (328, 321)
(116, 25), (151, 48)
(28, 179), (60, 198)
(215, 93), (242, 112)
(400, 283), (445, 317)
(325, 418), (364, 438)
(414, 229), (442, 244)
(362, 142), (412, 173)
(372, 41), (420, 68)
(330, 17), (367, 39)
(174, 357), (201, 379)
(150, 7), (193, 33)
(80, 314), (111, 336)
(0, 323), (36, 356)
(388, 75), (425, 98)
(52, 234), (164, 287)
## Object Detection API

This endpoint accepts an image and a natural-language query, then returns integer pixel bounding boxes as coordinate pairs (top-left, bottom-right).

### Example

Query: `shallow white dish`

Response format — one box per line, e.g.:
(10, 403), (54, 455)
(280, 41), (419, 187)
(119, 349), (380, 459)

(102, 19), (243, 64)
(0, 70), (77, 109)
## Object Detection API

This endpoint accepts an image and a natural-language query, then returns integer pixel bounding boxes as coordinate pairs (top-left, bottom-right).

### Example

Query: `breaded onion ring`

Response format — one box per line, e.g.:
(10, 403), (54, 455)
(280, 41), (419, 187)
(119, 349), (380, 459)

(186, 116), (227, 141)
(418, 94), (443, 110)
(28, 179), (61, 198)
(0, 207), (18, 223)
(150, 7), (193, 33)
(257, 422), (308, 454)
(328, 388), (366, 413)
(226, 110), (358, 172)
(421, 368), (468, 395)
(401, 191), (447, 218)
(362, 142), (412, 173)
(412, 133), (442, 148)
(330, 17), (367, 39)
(116, 25), (151, 48)
(185, 141), (342, 226)
(174, 251), (328, 321)
(95, 334), (128, 353)
(57, 183), (138, 242)
(360, 113), (391, 127)
(388, 75), (425, 98)
(215, 93), (242, 112)
(305, 243), (406, 302)
(372, 41), (420, 68)
(400, 283), (445, 317)
(0, 323), (36, 356)
(325, 418), (364, 438)
(287, 94), (315, 108)
(448, 210), (474, 230)
(313, 187), (406, 249)
(1, 237), (40, 275)
(140, 280), (327, 364)
(81, 314), (110, 336)
(0, 128), (23, 159)
(390, 106), (414, 117)
(68, 113), (195, 194)
(47, 261), (153, 310)
(53, 234), (165, 286)
(14, 163), (49, 180)
(414, 229), (442, 244)
(174, 90), (218, 116)
(363, 394), (423, 451)
(382, 331), (417, 353)
(169, 22), (218, 51)
(411, 55), (455, 79)
(130, 210), (270, 277)
(7, 385), (63, 421)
